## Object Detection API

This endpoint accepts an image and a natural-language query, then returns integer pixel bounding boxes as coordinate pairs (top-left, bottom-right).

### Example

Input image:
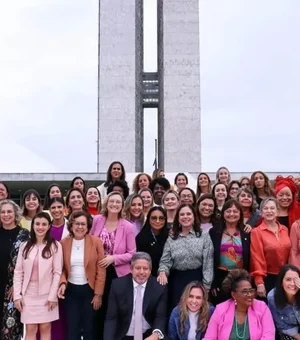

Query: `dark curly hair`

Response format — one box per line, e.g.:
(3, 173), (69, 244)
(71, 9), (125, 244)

(107, 180), (130, 200)
(149, 177), (171, 192)
(222, 269), (252, 295)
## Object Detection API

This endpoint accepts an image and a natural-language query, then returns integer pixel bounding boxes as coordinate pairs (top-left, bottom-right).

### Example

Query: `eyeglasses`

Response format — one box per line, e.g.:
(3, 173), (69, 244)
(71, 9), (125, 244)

(150, 216), (165, 222)
(236, 288), (256, 296)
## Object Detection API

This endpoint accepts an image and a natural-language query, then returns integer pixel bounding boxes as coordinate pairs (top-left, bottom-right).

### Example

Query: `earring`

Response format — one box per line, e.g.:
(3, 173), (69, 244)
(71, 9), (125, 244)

(234, 299), (237, 305)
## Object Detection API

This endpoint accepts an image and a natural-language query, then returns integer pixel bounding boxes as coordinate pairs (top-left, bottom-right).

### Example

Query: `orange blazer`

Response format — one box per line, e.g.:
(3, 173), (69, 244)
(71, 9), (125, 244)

(60, 234), (106, 296)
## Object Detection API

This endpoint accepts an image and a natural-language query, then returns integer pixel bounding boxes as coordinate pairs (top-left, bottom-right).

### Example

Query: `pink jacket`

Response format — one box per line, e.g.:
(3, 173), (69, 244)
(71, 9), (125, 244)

(203, 299), (275, 340)
(90, 215), (136, 277)
(289, 220), (300, 268)
(14, 242), (63, 302)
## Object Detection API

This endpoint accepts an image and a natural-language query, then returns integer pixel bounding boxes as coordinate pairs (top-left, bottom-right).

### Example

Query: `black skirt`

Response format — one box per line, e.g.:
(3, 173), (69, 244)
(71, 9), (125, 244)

(168, 267), (203, 314)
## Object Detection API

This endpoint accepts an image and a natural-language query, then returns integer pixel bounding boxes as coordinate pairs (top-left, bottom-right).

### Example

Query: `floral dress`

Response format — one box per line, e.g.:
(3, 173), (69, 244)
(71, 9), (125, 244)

(1, 227), (29, 340)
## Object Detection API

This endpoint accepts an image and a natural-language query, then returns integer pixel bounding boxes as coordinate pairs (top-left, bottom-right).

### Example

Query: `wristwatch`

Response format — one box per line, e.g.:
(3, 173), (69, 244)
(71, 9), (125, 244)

(152, 329), (164, 339)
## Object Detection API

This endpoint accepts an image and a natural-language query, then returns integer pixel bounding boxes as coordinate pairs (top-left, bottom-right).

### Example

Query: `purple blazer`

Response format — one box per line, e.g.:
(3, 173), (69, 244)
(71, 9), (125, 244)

(90, 215), (136, 277)
(203, 299), (275, 340)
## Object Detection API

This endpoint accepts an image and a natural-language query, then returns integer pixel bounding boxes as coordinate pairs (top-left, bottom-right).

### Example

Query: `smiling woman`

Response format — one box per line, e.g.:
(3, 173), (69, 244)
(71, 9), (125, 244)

(58, 211), (106, 340)
(268, 265), (300, 340)
(90, 192), (136, 339)
(209, 199), (251, 304)
(203, 269), (275, 340)
(124, 194), (144, 236)
(0, 200), (29, 339)
(65, 187), (87, 219)
(136, 206), (169, 276)
(20, 189), (42, 230)
(158, 204), (214, 312)
(250, 197), (291, 297)
(14, 212), (62, 340)
(168, 281), (214, 340)
(86, 186), (102, 216)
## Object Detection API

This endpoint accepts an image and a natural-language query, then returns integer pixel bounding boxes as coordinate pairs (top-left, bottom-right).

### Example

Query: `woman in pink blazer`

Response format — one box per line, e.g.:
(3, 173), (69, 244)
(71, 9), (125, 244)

(13, 211), (63, 340)
(203, 269), (275, 340)
(90, 191), (136, 340)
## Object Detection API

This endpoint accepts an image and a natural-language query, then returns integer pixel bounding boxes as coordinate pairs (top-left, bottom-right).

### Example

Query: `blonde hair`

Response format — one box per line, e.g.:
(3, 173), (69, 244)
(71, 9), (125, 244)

(0, 199), (22, 225)
(101, 191), (125, 218)
(132, 173), (152, 194)
(216, 166), (231, 184)
(124, 194), (145, 224)
(152, 168), (164, 179)
(178, 281), (210, 335)
(162, 190), (180, 206)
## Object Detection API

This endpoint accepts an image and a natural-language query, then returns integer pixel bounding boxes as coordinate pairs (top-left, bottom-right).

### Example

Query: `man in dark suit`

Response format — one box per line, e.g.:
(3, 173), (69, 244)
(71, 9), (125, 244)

(104, 252), (167, 340)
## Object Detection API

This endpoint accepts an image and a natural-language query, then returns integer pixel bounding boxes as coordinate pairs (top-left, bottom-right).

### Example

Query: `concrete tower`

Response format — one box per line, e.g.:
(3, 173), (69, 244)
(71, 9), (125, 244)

(98, 0), (201, 173)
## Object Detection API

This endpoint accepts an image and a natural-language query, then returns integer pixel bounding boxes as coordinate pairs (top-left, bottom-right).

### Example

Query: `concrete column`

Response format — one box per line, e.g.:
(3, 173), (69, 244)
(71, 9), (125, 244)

(159, 0), (201, 172)
(98, 0), (143, 172)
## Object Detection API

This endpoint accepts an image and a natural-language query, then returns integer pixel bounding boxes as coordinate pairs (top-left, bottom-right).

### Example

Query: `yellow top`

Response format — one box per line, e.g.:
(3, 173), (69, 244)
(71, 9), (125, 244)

(20, 216), (31, 230)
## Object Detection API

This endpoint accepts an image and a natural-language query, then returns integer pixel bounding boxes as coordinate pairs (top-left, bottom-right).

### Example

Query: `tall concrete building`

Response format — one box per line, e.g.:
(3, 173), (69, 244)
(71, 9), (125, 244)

(98, 0), (201, 173)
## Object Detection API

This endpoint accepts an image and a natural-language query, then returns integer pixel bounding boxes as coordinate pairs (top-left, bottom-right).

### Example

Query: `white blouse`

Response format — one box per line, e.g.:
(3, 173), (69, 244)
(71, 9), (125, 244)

(188, 311), (198, 340)
(68, 239), (88, 285)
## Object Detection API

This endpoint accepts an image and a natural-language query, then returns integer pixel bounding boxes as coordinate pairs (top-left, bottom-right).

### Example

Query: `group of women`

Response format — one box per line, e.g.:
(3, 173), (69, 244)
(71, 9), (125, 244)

(1, 162), (300, 339)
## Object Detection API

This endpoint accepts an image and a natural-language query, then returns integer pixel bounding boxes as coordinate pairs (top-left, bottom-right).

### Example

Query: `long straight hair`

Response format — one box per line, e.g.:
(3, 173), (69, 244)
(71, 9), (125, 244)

(22, 212), (58, 259)
(172, 204), (201, 240)
(104, 161), (126, 187)
(43, 183), (62, 210)
(196, 173), (212, 198)
(178, 281), (210, 335)
(21, 189), (42, 217)
(274, 264), (300, 309)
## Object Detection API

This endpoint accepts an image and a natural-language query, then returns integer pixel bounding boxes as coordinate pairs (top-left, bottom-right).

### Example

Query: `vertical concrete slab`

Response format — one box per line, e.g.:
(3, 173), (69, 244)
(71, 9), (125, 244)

(159, 0), (201, 172)
(98, 0), (141, 172)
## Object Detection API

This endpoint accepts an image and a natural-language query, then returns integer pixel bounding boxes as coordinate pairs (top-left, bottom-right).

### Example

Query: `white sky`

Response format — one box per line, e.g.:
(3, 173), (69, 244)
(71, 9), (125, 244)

(0, 0), (299, 173)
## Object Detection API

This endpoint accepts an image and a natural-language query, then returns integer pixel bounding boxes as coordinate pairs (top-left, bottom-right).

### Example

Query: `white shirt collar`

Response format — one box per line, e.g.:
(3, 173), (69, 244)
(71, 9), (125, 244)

(133, 279), (147, 289)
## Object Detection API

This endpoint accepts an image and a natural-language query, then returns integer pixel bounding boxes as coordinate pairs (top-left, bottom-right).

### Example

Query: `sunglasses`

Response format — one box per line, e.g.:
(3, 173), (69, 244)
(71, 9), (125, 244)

(150, 216), (165, 222)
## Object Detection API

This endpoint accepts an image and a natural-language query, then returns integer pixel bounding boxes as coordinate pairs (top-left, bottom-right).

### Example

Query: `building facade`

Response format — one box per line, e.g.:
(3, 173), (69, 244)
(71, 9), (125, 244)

(98, 0), (201, 173)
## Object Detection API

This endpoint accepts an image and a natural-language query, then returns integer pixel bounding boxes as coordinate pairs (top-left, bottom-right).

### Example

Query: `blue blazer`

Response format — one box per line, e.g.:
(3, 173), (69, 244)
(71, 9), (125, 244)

(168, 305), (215, 340)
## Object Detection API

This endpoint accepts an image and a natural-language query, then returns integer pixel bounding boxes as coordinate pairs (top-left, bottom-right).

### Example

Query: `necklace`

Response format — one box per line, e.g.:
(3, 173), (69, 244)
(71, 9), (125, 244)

(235, 312), (248, 339)
(73, 240), (84, 251)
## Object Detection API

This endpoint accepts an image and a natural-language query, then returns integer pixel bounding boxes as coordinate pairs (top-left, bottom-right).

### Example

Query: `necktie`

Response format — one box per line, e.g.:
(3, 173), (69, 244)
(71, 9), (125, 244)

(134, 285), (143, 340)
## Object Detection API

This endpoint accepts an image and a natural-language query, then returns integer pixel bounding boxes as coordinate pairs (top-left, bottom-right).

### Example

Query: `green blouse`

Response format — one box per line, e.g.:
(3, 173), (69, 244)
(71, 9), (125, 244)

(229, 316), (250, 340)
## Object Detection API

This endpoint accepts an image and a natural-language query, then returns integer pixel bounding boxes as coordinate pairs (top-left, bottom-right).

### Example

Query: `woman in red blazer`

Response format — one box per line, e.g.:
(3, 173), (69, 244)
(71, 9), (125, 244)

(90, 191), (136, 340)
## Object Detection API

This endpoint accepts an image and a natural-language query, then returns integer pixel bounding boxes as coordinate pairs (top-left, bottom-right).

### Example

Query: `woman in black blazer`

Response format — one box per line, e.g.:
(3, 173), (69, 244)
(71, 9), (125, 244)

(209, 199), (251, 304)
(136, 206), (169, 276)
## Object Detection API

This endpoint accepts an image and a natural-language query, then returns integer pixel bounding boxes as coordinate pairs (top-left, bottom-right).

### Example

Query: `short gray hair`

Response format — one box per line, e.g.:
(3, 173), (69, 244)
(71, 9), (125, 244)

(0, 199), (22, 225)
(260, 197), (278, 211)
(131, 252), (152, 269)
